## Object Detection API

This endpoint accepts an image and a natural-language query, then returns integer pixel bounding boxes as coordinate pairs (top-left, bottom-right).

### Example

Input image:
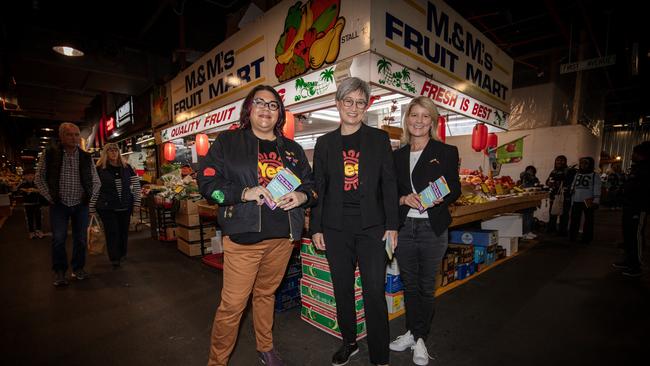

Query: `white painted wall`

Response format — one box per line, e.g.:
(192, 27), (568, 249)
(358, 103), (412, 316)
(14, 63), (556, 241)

(446, 124), (602, 182)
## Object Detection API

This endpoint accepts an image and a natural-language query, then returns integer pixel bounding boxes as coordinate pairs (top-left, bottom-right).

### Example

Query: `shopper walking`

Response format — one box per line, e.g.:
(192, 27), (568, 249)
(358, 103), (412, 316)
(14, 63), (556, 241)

(310, 77), (398, 366)
(612, 141), (650, 277)
(18, 169), (45, 239)
(569, 157), (601, 244)
(35, 122), (101, 286)
(198, 85), (316, 366)
(546, 155), (570, 233)
(89, 143), (141, 268)
(389, 97), (460, 365)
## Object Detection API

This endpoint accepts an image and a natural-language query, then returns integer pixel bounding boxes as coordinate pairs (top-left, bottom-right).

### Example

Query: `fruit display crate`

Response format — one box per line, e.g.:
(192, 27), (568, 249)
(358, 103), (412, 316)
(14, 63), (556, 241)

(450, 192), (548, 227)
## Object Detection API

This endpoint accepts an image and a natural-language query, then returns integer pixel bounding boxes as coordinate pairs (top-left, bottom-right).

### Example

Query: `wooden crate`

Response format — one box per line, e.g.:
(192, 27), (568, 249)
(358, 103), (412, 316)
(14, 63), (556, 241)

(176, 225), (216, 242)
(177, 237), (211, 257)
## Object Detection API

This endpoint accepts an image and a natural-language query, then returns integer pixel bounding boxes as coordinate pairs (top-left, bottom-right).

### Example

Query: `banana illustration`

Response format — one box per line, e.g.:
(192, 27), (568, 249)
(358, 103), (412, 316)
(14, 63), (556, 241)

(325, 18), (345, 63)
(278, 4), (313, 65)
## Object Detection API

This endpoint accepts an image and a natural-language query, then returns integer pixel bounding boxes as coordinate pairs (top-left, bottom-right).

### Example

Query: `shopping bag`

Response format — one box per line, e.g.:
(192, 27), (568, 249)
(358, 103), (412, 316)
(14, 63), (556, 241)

(550, 183), (564, 216)
(87, 215), (106, 255)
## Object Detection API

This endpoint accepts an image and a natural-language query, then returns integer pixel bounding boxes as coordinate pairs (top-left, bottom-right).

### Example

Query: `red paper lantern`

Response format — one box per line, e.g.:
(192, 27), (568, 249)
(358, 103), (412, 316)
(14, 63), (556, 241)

(484, 132), (498, 156)
(163, 142), (176, 161)
(437, 116), (446, 143)
(471, 123), (488, 152)
(283, 111), (295, 140)
(195, 133), (209, 157)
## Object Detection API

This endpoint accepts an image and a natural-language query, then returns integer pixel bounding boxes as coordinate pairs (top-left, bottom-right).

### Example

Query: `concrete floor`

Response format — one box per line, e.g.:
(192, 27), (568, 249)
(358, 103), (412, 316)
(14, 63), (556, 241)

(0, 206), (648, 366)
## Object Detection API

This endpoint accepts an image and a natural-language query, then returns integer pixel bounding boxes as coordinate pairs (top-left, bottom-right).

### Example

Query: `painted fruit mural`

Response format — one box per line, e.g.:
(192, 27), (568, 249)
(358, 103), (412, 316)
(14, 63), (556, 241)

(275, 0), (345, 82)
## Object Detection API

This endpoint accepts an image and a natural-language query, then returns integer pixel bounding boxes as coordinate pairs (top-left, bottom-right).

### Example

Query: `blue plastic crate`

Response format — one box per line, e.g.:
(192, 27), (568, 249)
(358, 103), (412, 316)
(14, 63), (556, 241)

(274, 296), (301, 312)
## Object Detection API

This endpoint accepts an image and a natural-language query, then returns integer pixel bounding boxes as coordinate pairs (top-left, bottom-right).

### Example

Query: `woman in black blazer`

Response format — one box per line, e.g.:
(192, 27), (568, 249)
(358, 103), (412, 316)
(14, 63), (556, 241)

(311, 77), (398, 366)
(389, 96), (460, 365)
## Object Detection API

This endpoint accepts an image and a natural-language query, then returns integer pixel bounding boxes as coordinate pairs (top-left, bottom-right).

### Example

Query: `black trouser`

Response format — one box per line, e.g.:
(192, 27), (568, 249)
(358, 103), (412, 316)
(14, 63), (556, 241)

(622, 209), (646, 270)
(324, 216), (389, 365)
(396, 218), (447, 341)
(24, 204), (42, 232)
(98, 209), (131, 262)
(548, 197), (572, 233)
(569, 202), (595, 243)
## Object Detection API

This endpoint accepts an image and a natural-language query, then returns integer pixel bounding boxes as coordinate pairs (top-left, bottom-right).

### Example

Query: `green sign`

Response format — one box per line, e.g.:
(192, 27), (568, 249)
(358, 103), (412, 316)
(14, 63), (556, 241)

(496, 137), (524, 164)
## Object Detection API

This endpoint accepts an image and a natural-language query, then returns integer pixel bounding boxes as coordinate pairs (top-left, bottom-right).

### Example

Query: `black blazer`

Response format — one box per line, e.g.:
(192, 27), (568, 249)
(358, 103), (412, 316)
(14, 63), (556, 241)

(393, 139), (461, 236)
(310, 124), (398, 233)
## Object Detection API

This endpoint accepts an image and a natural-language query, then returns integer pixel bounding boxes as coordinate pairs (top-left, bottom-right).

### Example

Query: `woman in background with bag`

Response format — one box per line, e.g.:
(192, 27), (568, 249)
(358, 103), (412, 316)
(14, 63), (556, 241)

(90, 143), (141, 268)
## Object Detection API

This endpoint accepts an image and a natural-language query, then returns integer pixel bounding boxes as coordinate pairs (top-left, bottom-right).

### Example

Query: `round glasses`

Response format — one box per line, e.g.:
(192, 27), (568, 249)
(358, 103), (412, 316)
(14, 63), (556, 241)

(252, 98), (280, 111)
(341, 98), (368, 109)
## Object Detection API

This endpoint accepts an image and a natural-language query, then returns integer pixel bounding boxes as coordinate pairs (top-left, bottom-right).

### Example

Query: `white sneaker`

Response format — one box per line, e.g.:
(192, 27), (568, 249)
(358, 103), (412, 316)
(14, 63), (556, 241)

(412, 338), (432, 366)
(522, 233), (534, 240)
(529, 232), (538, 238)
(389, 330), (415, 351)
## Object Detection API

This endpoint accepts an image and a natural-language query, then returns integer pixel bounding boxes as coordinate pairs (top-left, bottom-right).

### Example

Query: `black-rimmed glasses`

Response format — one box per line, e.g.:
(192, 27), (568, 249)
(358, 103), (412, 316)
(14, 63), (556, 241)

(341, 98), (368, 109)
(252, 98), (280, 111)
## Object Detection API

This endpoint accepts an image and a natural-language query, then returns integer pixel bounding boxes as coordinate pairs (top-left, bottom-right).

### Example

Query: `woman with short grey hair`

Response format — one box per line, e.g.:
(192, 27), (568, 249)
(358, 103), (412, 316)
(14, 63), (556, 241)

(311, 77), (398, 366)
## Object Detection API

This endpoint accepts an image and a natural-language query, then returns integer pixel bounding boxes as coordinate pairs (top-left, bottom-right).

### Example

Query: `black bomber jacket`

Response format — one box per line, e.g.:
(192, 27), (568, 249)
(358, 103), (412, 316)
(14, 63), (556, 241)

(198, 128), (317, 240)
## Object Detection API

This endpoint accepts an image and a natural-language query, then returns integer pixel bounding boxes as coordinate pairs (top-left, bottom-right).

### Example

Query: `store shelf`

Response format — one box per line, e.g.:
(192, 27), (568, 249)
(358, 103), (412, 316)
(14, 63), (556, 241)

(450, 193), (548, 227)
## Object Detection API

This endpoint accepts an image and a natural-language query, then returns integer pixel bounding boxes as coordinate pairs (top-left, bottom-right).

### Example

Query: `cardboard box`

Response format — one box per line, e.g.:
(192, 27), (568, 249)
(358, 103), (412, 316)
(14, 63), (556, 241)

(474, 246), (487, 264)
(449, 229), (498, 247)
(176, 225), (216, 242)
(175, 213), (200, 227)
(456, 263), (470, 280)
(448, 244), (474, 264)
(178, 198), (204, 215)
(302, 258), (362, 291)
(300, 301), (366, 340)
(211, 232), (223, 254)
(300, 238), (328, 264)
(165, 227), (177, 240)
(385, 273), (404, 293)
(386, 291), (405, 314)
(177, 237), (211, 256)
(498, 236), (519, 256)
(300, 278), (364, 314)
(481, 214), (523, 237)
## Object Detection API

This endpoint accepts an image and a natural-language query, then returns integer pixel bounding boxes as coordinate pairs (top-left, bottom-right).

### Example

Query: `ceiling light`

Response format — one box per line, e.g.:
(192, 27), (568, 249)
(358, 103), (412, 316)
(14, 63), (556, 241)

(615, 156), (621, 160)
(40, 136), (51, 139)
(612, 124), (623, 127)
(41, 128), (54, 132)
(52, 46), (84, 57)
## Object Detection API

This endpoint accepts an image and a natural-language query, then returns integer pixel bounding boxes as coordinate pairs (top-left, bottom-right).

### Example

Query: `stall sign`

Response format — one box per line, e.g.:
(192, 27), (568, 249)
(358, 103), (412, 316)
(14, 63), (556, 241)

(370, 54), (508, 129)
(160, 100), (243, 142)
(116, 97), (134, 128)
(277, 65), (338, 107)
(170, 0), (372, 123)
(372, 0), (513, 111)
(105, 116), (115, 133)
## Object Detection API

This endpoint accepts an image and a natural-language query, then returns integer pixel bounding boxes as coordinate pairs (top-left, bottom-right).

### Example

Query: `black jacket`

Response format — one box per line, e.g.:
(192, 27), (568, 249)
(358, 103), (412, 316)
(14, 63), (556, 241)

(310, 124), (398, 233)
(198, 129), (316, 240)
(393, 139), (461, 236)
(623, 160), (650, 211)
(94, 165), (136, 210)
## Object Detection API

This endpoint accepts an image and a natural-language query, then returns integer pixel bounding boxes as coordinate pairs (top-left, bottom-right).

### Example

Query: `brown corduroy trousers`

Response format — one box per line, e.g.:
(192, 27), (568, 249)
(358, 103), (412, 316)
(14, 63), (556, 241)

(206, 236), (294, 366)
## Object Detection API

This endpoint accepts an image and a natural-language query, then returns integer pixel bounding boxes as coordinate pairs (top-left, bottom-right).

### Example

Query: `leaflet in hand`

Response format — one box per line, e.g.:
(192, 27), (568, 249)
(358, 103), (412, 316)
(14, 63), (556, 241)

(416, 176), (451, 213)
(385, 235), (394, 261)
(264, 168), (302, 210)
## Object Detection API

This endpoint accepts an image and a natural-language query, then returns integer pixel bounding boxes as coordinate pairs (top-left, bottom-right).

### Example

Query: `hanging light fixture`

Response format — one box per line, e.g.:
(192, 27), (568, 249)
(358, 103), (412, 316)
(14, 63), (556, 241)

(195, 134), (210, 157)
(437, 115), (446, 143)
(283, 111), (295, 140)
(163, 142), (176, 161)
(52, 45), (84, 57)
(471, 123), (488, 152)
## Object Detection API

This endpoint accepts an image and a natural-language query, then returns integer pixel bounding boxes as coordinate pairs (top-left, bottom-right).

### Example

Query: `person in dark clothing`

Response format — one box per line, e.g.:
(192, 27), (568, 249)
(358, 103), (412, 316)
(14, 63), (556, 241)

(389, 96), (461, 365)
(90, 143), (141, 268)
(18, 169), (44, 239)
(198, 85), (316, 366)
(546, 155), (568, 233)
(612, 141), (650, 277)
(34, 122), (101, 286)
(519, 165), (540, 239)
(569, 157), (602, 244)
(605, 163), (625, 209)
(311, 77), (398, 366)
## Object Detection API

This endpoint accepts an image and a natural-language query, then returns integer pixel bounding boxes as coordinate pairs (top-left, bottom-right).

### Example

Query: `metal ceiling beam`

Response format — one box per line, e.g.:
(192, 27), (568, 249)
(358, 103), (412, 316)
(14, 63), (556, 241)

(20, 56), (150, 82)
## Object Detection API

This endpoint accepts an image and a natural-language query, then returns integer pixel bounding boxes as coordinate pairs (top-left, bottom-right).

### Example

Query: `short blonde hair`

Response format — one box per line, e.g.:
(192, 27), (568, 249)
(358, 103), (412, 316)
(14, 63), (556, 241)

(96, 143), (127, 169)
(400, 96), (440, 145)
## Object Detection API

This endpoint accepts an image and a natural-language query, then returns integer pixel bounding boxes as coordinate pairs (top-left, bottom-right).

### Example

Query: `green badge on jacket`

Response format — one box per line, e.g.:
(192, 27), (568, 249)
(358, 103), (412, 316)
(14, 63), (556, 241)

(211, 190), (225, 204)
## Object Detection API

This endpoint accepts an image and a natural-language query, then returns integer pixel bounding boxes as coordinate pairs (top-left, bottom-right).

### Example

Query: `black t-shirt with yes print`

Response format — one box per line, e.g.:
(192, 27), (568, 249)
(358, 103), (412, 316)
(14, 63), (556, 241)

(341, 129), (361, 215)
(229, 138), (291, 244)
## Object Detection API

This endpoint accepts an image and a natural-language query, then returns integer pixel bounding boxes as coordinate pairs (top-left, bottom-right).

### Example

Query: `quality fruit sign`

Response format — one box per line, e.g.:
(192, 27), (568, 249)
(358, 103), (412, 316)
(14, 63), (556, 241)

(372, 0), (513, 111)
(370, 54), (508, 129)
(161, 100), (243, 142)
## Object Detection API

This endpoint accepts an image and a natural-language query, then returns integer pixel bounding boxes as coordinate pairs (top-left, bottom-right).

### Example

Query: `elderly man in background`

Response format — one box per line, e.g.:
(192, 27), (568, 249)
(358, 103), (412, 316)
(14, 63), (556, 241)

(35, 122), (101, 286)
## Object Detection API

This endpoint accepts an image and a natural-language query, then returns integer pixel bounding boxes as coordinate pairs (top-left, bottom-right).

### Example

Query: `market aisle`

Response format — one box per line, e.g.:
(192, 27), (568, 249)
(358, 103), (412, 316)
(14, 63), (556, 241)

(1, 207), (648, 366)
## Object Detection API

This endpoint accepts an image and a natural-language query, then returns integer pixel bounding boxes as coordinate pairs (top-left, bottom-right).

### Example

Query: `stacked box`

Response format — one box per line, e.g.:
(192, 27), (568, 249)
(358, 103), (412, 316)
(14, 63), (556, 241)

(300, 301), (367, 341)
(496, 246), (507, 260)
(498, 236), (519, 256)
(386, 291), (405, 314)
(447, 244), (474, 264)
(474, 246), (487, 264)
(456, 263), (470, 280)
(385, 273), (403, 293)
(300, 238), (366, 340)
(439, 252), (459, 287)
(275, 247), (302, 312)
(449, 229), (498, 247)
